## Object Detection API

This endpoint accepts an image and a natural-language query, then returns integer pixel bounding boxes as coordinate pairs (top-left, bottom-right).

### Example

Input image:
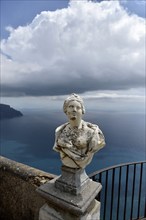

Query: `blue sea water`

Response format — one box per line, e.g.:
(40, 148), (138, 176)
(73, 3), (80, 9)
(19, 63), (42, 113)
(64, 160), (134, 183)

(0, 105), (145, 175)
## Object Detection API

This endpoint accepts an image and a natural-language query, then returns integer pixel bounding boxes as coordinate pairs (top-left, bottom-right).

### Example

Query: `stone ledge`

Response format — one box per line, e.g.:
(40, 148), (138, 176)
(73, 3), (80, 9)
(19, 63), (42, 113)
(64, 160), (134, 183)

(0, 156), (56, 186)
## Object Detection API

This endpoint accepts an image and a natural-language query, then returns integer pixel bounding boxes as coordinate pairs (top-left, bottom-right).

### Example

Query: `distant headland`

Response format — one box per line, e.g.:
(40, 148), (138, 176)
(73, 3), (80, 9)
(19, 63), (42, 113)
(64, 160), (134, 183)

(0, 104), (23, 120)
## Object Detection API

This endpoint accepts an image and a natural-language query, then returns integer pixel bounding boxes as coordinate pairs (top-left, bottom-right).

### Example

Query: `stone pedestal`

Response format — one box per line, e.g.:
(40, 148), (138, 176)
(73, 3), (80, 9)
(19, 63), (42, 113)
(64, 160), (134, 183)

(37, 166), (102, 220)
(55, 165), (90, 195)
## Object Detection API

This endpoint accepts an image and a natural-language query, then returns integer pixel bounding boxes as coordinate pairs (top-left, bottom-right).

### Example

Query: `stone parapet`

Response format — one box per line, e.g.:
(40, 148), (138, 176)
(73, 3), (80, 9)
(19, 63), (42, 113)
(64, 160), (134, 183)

(0, 156), (56, 186)
(0, 156), (56, 220)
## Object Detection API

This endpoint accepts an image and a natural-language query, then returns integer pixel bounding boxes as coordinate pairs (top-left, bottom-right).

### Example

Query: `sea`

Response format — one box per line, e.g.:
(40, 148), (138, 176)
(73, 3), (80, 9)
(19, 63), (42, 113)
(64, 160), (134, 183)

(0, 98), (145, 175)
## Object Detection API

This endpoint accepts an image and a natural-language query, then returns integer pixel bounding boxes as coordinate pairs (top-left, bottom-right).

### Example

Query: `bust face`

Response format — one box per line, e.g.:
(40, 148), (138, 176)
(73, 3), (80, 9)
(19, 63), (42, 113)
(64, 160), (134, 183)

(66, 100), (82, 121)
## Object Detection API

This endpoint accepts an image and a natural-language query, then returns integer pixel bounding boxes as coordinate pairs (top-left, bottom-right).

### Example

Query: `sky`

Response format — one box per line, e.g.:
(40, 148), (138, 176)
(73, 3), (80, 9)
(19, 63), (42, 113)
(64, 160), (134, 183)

(0, 0), (145, 109)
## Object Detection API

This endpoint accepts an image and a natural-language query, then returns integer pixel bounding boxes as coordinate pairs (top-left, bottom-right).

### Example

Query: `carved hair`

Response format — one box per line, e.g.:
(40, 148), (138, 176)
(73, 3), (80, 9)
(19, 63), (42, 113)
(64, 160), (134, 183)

(63, 93), (85, 114)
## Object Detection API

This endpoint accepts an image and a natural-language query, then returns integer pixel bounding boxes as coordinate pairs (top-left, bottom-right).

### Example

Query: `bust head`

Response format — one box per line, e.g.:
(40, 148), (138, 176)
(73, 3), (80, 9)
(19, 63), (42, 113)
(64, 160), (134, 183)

(63, 93), (85, 115)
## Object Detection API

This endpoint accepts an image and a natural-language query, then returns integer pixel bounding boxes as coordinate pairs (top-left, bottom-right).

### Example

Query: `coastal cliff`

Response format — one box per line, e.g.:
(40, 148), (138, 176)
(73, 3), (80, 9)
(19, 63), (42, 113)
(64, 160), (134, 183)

(0, 104), (23, 119)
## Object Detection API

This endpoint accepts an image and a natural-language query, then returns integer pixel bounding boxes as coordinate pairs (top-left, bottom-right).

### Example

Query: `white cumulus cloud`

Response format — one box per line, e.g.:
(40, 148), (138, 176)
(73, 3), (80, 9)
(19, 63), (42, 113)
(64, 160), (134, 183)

(1, 0), (145, 96)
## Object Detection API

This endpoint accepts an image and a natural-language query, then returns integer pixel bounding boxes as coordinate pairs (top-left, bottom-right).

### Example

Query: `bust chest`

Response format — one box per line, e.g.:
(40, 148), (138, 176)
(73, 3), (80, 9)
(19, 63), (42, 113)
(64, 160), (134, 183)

(59, 124), (94, 149)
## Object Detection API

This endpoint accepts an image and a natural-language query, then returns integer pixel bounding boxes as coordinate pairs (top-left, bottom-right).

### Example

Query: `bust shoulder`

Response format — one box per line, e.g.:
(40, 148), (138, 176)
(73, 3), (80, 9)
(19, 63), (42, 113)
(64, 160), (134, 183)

(55, 122), (69, 133)
(83, 121), (99, 131)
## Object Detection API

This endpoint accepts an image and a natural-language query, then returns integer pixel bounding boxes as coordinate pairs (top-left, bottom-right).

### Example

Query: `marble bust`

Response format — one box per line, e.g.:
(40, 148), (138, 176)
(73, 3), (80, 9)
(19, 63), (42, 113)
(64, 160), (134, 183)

(53, 93), (105, 169)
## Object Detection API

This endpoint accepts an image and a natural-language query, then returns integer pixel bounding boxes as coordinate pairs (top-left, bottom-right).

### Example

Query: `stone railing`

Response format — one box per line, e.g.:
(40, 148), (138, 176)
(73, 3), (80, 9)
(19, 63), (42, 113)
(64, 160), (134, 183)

(0, 156), (56, 220)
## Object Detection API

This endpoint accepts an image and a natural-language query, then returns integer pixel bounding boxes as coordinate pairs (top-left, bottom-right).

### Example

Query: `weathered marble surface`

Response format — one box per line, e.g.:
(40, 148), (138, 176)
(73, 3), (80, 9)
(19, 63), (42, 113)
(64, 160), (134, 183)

(53, 93), (105, 168)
